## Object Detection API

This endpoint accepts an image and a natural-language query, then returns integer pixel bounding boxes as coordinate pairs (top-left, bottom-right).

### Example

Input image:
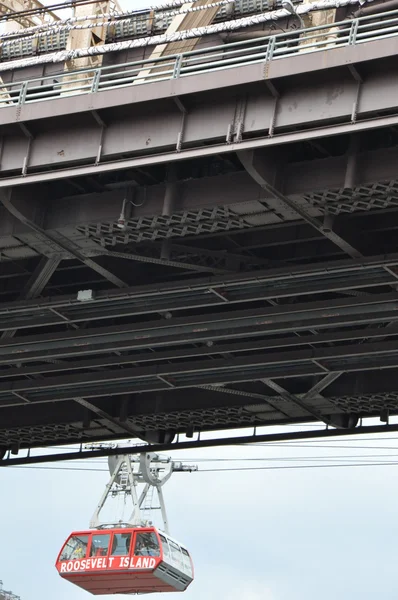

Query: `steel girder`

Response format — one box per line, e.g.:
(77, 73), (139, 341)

(239, 149), (361, 259)
(2, 142), (398, 273)
(0, 38), (398, 185)
(4, 338), (398, 407)
(0, 253), (395, 332)
(6, 423), (398, 468)
(0, 34), (395, 129)
(0, 325), (396, 379)
(1, 256), (61, 340)
(0, 254), (397, 451)
(0, 291), (396, 413)
(2, 262), (398, 316)
(40, 146), (398, 216)
(2, 37), (398, 454)
(0, 290), (396, 352)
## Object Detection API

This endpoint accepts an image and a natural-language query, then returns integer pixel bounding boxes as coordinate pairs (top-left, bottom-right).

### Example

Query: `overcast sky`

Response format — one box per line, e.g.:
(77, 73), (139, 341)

(2, 422), (398, 600)
(1, 1), (397, 599)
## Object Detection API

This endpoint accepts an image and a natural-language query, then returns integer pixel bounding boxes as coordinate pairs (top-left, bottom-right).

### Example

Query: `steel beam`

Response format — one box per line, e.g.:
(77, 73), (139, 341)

(97, 248), (230, 274)
(0, 253), (395, 334)
(73, 397), (141, 437)
(197, 384), (296, 418)
(1, 49), (398, 185)
(0, 386), (260, 427)
(0, 292), (396, 362)
(1, 255), (61, 339)
(0, 35), (396, 128)
(0, 372), (396, 441)
(161, 165), (177, 260)
(238, 149), (361, 259)
(2, 144), (391, 236)
(304, 372), (343, 398)
(2, 111), (398, 189)
(2, 339), (398, 405)
(22, 256), (61, 300)
(261, 373), (343, 425)
(3, 422), (398, 467)
(0, 188), (129, 288)
(149, 241), (271, 271)
(0, 326), (397, 379)
(261, 379), (329, 424)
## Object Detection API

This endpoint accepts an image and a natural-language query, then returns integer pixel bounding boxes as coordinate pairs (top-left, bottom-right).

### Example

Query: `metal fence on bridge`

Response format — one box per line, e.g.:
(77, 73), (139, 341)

(1, 8), (398, 107)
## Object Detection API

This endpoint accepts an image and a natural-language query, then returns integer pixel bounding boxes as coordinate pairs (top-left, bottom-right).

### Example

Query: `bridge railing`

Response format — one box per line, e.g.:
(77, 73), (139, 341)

(1, 7), (398, 108)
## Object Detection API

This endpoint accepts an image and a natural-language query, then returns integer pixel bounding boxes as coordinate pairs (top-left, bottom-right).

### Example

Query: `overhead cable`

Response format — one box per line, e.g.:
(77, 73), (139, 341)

(199, 461), (398, 472)
(9, 459), (398, 473)
(0, 0), (114, 22)
(54, 452), (398, 462)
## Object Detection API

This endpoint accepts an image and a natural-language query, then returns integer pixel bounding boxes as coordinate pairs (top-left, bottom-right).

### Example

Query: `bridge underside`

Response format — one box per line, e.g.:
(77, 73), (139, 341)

(2, 36), (398, 455)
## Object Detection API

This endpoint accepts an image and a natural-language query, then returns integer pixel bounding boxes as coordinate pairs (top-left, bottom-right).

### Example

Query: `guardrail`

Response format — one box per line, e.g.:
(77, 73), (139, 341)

(1, 7), (398, 107)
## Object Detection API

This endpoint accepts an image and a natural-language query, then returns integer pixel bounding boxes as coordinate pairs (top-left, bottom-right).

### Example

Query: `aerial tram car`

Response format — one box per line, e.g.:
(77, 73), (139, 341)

(56, 451), (196, 595)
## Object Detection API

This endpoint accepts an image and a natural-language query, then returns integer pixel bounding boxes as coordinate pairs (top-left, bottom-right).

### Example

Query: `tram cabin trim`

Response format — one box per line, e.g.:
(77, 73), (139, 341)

(55, 526), (194, 595)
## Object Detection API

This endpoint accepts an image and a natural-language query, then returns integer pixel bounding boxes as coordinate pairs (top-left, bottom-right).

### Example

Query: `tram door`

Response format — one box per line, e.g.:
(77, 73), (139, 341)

(110, 532), (132, 557)
(88, 531), (133, 565)
(133, 531), (160, 558)
(90, 533), (111, 558)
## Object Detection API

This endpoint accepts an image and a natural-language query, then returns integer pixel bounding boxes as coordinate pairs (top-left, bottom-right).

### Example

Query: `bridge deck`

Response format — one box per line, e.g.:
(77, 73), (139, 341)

(1, 8), (398, 458)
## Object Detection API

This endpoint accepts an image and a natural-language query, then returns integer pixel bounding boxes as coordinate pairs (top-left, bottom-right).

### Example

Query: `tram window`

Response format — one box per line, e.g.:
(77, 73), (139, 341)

(90, 534), (111, 557)
(60, 535), (89, 561)
(111, 533), (132, 556)
(134, 532), (160, 557)
(159, 534), (170, 559)
(169, 541), (183, 567)
(181, 548), (193, 577)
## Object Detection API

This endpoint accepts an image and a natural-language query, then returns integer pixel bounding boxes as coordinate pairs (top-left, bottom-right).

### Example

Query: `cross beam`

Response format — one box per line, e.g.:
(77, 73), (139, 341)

(261, 373), (343, 427)
(238, 149), (362, 259)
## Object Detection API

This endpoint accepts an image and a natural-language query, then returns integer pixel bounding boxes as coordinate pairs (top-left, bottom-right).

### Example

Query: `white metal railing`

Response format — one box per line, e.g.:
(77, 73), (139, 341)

(1, 8), (398, 108)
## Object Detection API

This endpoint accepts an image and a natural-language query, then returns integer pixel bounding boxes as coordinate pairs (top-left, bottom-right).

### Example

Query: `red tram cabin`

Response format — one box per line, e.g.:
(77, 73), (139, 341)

(55, 527), (194, 595)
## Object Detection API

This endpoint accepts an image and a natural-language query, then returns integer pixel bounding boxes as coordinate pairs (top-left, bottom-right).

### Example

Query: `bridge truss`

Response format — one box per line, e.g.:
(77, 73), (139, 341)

(1, 1), (398, 465)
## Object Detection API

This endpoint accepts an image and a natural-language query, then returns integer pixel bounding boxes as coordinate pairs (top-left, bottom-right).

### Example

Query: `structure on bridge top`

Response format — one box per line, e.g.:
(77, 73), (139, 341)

(1, 0), (398, 463)
(0, 0), (391, 74)
(0, 579), (20, 600)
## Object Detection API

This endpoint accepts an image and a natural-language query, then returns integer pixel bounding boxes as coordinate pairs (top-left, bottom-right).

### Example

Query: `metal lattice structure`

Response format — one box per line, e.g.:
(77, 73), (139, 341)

(0, 0), (297, 61)
(304, 181), (398, 215)
(89, 452), (197, 533)
(2, 0), (398, 464)
(0, 0), (59, 29)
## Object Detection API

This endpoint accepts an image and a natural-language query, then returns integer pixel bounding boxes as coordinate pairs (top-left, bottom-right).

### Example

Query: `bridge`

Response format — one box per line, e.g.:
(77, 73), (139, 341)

(1, 0), (398, 464)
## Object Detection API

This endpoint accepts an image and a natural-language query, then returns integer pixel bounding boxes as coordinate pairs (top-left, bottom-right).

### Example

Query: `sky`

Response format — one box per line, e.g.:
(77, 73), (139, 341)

(2, 421), (398, 600)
